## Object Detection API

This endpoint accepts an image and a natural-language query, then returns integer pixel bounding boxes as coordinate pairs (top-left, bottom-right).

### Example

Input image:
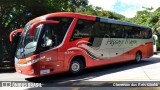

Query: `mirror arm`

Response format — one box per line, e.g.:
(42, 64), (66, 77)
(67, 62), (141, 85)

(10, 28), (23, 42)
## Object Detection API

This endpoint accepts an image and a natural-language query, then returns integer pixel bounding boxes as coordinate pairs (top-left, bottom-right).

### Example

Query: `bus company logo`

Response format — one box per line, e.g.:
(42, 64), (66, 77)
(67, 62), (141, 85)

(2, 82), (11, 87)
(106, 38), (137, 47)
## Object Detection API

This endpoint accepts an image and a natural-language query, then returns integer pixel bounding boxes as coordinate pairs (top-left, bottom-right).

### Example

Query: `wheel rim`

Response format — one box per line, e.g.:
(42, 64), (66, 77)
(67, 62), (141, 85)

(136, 53), (141, 62)
(71, 62), (80, 72)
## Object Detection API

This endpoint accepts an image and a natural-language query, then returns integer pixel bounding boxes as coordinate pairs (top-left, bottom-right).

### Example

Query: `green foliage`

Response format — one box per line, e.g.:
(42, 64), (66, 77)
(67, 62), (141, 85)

(124, 7), (160, 50)
(125, 7), (153, 27)
(68, 0), (88, 12)
(125, 7), (160, 31)
(77, 5), (125, 20)
(157, 41), (160, 51)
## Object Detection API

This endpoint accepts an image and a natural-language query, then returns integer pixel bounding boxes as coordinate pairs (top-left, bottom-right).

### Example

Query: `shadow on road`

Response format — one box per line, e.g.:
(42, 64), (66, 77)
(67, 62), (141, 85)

(25, 56), (160, 87)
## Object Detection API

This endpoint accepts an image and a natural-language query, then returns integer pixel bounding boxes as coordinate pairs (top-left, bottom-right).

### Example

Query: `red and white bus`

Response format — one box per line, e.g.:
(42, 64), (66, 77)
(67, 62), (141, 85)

(10, 12), (153, 76)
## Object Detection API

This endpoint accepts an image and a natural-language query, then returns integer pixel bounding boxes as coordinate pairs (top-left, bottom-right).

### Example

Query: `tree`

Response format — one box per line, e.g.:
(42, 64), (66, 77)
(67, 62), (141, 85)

(0, 0), (90, 68)
(148, 7), (160, 29)
(0, 0), (67, 68)
(69, 0), (88, 12)
(126, 7), (160, 50)
(132, 7), (153, 26)
(78, 5), (125, 20)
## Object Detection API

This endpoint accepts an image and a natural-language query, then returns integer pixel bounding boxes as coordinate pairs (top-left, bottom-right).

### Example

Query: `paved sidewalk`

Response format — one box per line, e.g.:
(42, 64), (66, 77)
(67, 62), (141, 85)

(88, 55), (160, 81)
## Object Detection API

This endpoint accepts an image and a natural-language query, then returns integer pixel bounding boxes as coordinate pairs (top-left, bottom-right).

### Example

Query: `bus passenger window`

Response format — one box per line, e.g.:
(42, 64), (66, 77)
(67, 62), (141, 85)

(72, 19), (94, 39)
(73, 29), (80, 37)
(124, 26), (133, 38)
(95, 22), (109, 38)
(111, 24), (124, 38)
(47, 17), (73, 44)
(146, 29), (152, 38)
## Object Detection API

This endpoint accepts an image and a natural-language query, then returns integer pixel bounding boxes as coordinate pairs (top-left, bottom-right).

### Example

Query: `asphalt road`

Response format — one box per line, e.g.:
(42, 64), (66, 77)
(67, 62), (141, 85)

(0, 54), (160, 90)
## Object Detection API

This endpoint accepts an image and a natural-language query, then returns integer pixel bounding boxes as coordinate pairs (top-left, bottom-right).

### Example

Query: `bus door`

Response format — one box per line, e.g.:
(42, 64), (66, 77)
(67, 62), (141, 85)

(38, 24), (63, 75)
(39, 48), (59, 74)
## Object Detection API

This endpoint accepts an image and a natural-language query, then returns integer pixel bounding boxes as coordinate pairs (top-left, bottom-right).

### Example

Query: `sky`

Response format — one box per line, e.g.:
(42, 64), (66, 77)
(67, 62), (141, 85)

(88, 0), (160, 18)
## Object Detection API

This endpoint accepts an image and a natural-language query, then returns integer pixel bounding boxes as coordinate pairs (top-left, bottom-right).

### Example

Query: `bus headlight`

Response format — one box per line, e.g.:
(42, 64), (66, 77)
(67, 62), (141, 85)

(16, 58), (40, 67)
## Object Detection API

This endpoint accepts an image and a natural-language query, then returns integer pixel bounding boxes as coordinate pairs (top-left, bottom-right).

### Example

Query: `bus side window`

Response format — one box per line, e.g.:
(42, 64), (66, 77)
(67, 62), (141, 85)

(41, 24), (57, 51)
(111, 24), (124, 38)
(72, 19), (94, 40)
(124, 26), (133, 38)
(145, 29), (152, 39)
(95, 22), (106, 38)
(110, 24), (116, 38)
(41, 24), (55, 48)
(95, 22), (109, 38)
(138, 28), (147, 39)
(47, 17), (73, 45)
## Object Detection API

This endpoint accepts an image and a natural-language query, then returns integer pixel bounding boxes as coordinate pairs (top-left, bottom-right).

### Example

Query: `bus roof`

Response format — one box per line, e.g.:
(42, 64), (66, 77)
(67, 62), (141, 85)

(97, 17), (150, 29)
(45, 12), (96, 21)
(27, 12), (96, 25)
(27, 12), (150, 29)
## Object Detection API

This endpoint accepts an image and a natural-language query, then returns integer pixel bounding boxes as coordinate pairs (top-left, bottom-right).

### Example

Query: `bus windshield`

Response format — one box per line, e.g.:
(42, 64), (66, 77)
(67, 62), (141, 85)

(16, 17), (73, 58)
(16, 24), (41, 58)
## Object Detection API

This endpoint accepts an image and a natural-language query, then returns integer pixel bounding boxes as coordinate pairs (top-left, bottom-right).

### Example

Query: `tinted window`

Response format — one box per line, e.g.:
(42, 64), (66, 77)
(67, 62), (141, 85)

(41, 24), (55, 47)
(47, 17), (73, 43)
(72, 19), (94, 39)
(146, 28), (152, 38)
(139, 28), (152, 39)
(110, 24), (124, 38)
(39, 17), (73, 51)
(95, 22), (110, 38)
(123, 27), (152, 39)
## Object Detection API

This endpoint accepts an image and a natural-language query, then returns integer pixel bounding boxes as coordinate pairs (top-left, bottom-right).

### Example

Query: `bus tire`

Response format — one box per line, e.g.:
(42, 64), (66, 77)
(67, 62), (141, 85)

(135, 52), (142, 63)
(69, 58), (84, 75)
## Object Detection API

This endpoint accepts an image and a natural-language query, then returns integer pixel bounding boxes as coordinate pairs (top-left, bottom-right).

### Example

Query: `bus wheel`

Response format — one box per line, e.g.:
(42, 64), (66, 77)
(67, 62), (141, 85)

(69, 58), (84, 75)
(135, 52), (142, 63)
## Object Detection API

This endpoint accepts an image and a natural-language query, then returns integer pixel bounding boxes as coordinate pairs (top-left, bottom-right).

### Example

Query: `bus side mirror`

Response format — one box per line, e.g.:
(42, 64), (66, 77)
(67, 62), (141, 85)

(29, 20), (59, 37)
(10, 28), (23, 42)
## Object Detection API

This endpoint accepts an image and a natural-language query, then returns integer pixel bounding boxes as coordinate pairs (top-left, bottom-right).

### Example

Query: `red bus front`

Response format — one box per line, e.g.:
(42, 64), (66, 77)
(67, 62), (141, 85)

(13, 16), (75, 76)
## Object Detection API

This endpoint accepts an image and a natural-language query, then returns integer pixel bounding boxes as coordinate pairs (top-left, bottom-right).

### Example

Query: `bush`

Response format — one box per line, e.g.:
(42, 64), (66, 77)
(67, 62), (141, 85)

(157, 41), (160, 51)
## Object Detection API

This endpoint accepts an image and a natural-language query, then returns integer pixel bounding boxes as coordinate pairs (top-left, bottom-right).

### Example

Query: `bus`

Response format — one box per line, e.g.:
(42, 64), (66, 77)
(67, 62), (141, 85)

(10, 12), (153, 76)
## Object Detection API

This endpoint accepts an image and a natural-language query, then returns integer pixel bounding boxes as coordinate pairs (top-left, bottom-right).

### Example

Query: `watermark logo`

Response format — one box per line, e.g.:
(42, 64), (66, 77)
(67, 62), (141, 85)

(0, 81), (42, 87)
(2, 82), (12, 87)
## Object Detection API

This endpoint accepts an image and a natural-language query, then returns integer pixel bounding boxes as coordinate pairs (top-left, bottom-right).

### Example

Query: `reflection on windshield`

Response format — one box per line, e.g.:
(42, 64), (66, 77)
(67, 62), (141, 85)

(24, 25), (41, 49)
(16, 24), (42, 58)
